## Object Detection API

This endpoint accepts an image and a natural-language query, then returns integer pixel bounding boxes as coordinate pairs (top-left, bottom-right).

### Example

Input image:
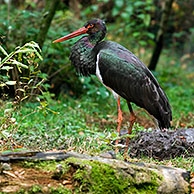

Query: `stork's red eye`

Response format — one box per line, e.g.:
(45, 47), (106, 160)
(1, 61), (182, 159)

(88, 24), (94, 28)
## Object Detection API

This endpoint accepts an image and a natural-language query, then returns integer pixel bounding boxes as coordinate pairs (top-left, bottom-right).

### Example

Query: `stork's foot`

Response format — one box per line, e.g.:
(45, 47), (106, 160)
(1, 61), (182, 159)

(123, 152), (130, 161)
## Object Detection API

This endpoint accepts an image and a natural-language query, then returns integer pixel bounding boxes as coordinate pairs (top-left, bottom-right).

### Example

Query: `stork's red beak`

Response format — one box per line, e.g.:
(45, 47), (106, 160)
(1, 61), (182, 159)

(53, 26), (88, 43)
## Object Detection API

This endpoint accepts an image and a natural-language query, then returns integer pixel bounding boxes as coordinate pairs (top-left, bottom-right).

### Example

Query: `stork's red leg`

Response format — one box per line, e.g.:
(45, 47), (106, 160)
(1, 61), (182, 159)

(115, 97), (123, 153)
(124, 101), (136, 155)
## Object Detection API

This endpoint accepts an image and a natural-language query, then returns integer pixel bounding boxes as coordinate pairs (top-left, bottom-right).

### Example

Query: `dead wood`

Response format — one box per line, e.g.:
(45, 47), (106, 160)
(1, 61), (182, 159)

(0, 151), (191, 193)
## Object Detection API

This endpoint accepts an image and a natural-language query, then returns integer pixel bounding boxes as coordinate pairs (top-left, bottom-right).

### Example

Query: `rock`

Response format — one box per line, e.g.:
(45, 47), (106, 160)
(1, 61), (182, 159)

(0, 163), (12, 172)
(99, 151), (116, 159)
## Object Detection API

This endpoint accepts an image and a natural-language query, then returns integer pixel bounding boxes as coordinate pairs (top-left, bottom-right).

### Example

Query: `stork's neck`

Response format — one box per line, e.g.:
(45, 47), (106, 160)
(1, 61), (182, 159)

(69, 36), (100, 76)
(69, 29), (106, 76)
(88, 30), (105, 45)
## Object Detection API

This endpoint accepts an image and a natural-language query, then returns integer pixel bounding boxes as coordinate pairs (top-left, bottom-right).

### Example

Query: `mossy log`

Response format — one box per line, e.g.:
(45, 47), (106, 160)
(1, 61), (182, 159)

(0, 151), (190, 193)
(63, 153), (190, 194)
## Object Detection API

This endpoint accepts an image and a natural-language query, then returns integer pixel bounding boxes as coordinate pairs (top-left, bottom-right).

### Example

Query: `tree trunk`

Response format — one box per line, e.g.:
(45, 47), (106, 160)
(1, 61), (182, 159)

(148, 0), (174, 70)
(36, 0), (60, 49)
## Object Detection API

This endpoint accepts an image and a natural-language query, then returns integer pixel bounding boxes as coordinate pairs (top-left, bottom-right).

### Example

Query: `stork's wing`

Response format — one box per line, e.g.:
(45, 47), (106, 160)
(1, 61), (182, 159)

(96, 42), (172, 128)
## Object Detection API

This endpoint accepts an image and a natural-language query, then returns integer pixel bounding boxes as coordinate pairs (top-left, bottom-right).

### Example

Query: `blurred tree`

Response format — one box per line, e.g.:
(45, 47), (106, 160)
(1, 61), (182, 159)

(69, 0), (80, 19)
(36, 0), (60, 48)
(148, 0), (174, 70)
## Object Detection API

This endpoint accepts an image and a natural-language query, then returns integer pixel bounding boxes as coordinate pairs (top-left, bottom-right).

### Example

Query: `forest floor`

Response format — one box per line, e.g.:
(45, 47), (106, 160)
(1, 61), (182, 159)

(0, 111), (194, 193)
(1, 50), (194, 193)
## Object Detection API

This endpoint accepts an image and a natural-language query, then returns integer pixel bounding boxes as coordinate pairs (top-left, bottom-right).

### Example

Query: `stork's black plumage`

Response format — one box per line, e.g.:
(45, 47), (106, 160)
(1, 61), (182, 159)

(53, 19), (172, 154)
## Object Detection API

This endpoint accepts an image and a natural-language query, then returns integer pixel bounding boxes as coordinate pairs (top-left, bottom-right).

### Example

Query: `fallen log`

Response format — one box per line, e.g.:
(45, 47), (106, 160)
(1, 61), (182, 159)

(0, 151), (191, 193)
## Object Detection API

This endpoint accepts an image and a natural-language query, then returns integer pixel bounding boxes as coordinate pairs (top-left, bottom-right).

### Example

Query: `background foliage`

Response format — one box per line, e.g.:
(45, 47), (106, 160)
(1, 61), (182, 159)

(0, 0), (194, 96)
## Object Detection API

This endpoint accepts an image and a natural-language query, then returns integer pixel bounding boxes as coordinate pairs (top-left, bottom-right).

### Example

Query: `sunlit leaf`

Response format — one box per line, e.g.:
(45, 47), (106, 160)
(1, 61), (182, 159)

(25, 41), (41, 52)
(21, 77), (30, 80)
(0, 82), (6, 87)
(21, 96), (29, 101)
(0, 45), (8, 56)
(10, 59), (28, 69)
(1, 51), (15, 64)
(33, 49), (43, 60)
(5, 81), (16, 85)
(15, 48), (35, 54)
(16, 88), (25, 92)
(1, 66), (13, 71)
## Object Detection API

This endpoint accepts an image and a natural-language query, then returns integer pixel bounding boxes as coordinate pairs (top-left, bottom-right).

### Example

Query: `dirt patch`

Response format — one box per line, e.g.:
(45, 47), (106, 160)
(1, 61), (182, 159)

(124, 128), (194, 160)
(0, 163), (72, 193)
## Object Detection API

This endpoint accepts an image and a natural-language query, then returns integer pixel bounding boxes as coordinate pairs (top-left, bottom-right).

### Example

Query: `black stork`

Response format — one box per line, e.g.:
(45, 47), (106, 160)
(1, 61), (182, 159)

(53, 19), (172, 155)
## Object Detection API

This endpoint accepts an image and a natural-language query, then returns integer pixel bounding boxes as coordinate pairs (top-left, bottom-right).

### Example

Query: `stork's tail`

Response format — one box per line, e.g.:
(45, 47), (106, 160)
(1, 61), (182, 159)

(157, 87), (172, 129)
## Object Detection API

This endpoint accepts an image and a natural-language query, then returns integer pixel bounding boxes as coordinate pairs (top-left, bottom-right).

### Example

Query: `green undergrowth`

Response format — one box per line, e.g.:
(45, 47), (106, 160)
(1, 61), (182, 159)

(0, 96), (123, 153)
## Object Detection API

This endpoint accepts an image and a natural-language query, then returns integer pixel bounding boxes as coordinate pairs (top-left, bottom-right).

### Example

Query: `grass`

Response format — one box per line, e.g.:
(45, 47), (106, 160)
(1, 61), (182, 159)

(0, 47), (194, 172)
(128, 155), (194, 172)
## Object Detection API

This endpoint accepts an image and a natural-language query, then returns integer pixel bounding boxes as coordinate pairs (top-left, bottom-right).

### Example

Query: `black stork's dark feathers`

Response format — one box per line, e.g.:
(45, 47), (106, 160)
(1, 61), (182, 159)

(94, 41), (172, 129)
(69, 36), (96, 76)
(69, 19), (106, 76)
(68, 19), (172, 129)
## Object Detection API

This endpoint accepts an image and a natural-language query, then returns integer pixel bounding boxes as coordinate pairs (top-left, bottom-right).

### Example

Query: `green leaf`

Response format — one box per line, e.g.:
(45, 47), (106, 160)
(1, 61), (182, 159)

(137, 14), (145, 20)
(25, 41), (41, 51)
(134, 1), (145, 7)
(31, 70), (41, 74)
(10, 59), (28, 69)
(5, 81), (16, 85)
(112, 7), (119, 16)
(139, 40), (147, 46)
(15, 48), (35, 54)
(0, 45), (8, 56)
(132, 32), (140, 37)
(21, 77), (30, 80)
(1, 51), (15, 65)
(0, 82), (6, 87)
(147, 32), (155, 39)
(120, 134), (136, 138)
(115, 0), (124, 8)
(121, 12), (129, 20)
(23, 41), (43, 60)
(33, 49), (43, 60)
(144, 14), (151, 26)
(1, 66), (13, 71)
(21, 95), (29, 101)
(111, 132), (119, 138)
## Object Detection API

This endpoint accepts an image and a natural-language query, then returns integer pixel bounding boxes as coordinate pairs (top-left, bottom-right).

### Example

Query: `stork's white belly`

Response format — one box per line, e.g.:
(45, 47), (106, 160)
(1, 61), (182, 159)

(96, 53), (119, 99)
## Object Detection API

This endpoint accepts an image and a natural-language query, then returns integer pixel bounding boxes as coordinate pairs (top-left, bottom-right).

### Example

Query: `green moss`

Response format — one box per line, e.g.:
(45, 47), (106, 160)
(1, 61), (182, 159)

(21, 160), (69, 172)
(65, 158), (161, 194)
(14, 158), (161, 194)
(14, 185), (72, 194)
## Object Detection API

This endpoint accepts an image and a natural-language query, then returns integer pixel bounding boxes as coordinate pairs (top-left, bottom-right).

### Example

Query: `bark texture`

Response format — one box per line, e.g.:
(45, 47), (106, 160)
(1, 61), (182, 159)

(148, 0), (174, 70)
(36, 0), (60, 48)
